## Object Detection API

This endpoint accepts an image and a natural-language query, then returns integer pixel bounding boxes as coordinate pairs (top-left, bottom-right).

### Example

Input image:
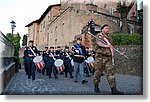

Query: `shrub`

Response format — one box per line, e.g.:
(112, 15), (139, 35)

(111, 34), (143, 45)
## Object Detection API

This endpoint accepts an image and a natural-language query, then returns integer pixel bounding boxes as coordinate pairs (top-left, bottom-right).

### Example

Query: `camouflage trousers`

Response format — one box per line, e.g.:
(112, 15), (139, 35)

(93, 54), (116, 88)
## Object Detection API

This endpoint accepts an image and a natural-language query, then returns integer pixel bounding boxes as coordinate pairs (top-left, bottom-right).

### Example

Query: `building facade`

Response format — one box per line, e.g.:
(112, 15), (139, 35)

(26, 0), (138, 50)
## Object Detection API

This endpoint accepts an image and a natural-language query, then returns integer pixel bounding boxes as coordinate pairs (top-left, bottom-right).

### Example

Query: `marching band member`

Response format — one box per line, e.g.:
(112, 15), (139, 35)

(88, 48), (96, 75)
(72, 37), (88, 84)
(25, 40), (38, 80)
(23, 46), (29, 75)
(55, 46), (63, 59)
(93, 24), (123, 94)
(47, 46), (58, 79)
(55, 46), (64, 75)
(63, 46), (73, 78)
(43, 47), (49, 75)
(88, 48), (104, 76)
(36, 51), (43, 73)
(84, 47), (91, 77)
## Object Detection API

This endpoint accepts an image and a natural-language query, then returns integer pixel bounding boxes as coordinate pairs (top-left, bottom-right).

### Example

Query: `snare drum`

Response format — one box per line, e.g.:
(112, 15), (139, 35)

(71, 59), (74, 67)
(54, 59), (65, 72)
(33, 56), (45, 70)
(86, 57), (95, 69)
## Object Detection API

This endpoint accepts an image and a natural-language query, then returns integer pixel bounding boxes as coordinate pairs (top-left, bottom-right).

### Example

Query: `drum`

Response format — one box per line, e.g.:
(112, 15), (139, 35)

(71, 59), (74, 67)
(54, 59), (65, 72)
(33, 56), (45, 70)
(86, 57), (95, 69)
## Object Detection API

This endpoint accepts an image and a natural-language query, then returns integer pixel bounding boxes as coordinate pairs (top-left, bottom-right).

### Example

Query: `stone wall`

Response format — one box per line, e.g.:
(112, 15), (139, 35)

(114, 45), (143, 77)
(0, 63), (16, 94)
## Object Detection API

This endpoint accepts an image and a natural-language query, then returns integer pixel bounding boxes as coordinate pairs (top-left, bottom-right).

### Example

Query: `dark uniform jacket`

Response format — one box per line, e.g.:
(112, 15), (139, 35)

(73, 43), (86, 63)
(85, 50), (91, 59)
(43, 50), (49, 63)
(47, 51), (56, 63)
(63, 51), (73, 61)
(55, 50), (63, 59)
(25, 46), (38, 61)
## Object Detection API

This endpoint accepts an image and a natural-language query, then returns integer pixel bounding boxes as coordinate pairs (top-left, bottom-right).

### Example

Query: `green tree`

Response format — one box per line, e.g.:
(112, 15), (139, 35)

(22, 34), (27, 46)
(116, 0), (135, 33)
(6, 33), (21, 57)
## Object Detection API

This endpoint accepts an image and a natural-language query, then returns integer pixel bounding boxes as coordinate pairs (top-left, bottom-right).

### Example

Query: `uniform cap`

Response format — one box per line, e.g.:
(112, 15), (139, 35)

(77, 37), (82, 41)
(29, 40), (34, 43)
(65, 46), (69, 49)
(50, 46), (54, 49)
(57, 46), (61, 48)
(101, 24), (108, 30)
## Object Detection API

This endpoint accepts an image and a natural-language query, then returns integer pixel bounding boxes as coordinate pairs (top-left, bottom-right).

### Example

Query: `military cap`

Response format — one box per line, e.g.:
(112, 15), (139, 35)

(101, 24), (108, 30)
(57, 46), (61, 48)
(29, 40), (34, 43)
(77, 37), (82, 40)
(50, 46), (54, 49)
(65, 46), (69, 49)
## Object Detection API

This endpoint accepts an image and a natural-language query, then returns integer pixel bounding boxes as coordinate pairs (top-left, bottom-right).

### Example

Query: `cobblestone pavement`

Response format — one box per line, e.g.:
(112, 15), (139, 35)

(2, 67), (143, 95)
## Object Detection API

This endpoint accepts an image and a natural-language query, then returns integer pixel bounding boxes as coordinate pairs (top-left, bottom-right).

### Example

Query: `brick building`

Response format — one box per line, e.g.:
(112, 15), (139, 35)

(25, 0), (138, 50)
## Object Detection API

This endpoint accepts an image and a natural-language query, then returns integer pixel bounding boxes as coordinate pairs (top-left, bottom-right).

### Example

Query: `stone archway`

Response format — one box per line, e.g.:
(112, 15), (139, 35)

(81, 24), (101, 35)
(81, 24), (101, 48)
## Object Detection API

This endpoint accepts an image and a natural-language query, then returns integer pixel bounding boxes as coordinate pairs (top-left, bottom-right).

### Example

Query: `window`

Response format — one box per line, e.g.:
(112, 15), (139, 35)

(41, 24), (42, 28)
(47, 33), (49, 44)
(110, 7), (114, 15)
(104, 4), (106, 8)
(43, 21), (45, 28)
(62, 23), (64, 36)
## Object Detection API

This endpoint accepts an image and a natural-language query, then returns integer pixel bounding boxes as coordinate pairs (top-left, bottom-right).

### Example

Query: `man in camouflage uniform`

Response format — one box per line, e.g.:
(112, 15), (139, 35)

(93, 24), (123, 95)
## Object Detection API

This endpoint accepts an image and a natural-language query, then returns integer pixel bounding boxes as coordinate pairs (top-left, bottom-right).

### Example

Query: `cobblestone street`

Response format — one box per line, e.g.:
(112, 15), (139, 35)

(3, 66), (143, 95)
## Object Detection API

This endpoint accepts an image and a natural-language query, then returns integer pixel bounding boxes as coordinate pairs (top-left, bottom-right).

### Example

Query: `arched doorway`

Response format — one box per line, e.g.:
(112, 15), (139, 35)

(81, 24), (101, 35)
(81, 24), (101, 48)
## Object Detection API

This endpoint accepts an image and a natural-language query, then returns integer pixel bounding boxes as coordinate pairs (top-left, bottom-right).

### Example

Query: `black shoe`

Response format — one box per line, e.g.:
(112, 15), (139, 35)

(32, 77), (35, 81)
(46, 72), (49, 76)
(74, 81), (78, 83)
(70, 76), (73, 78)
(101, 73), (105, 76)
(60, 72), (64, 75)
(94, 85), (100, 93)
(82, 80), (88, 84)
(86, 75), (91, 77)
(55, 76), (58, 79)
(49, 75), (51, 78)
(111, 87), (124, 95)
(65, 75), (67, 78)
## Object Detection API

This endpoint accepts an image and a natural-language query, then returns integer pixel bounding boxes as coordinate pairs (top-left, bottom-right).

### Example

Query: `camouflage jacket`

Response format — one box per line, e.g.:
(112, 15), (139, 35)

(94, 33), (113, 56)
